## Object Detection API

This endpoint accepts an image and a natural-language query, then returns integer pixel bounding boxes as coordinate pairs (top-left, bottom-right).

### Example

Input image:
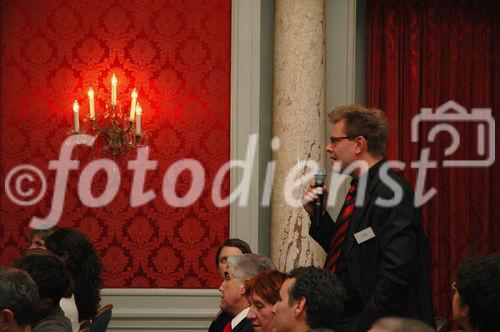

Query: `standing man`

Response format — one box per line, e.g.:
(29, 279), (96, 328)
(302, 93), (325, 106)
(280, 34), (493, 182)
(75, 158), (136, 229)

(303, 105), (434, 331)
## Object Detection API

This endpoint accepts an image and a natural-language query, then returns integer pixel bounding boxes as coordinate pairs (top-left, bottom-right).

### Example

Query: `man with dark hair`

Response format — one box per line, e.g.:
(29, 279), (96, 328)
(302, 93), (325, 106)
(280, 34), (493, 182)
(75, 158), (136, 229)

(217, 254), (274, 332)
(368, 317), (434, 332)
(303, 105), (434, 331)
(452, 252), (500, 332)
(13, 254), (72, 332)
(272, 266), (345, 332)
(0, 267), (39, 332)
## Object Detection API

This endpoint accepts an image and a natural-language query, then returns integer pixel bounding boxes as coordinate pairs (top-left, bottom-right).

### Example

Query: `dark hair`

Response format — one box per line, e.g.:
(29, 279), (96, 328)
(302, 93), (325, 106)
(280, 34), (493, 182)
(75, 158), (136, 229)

(455, 252), (500, 332)
(215, 238), (252, 267)
(329, 104), (389, 157)
(22, 249), (74, 298)
(0, 267), (40, 326)
(45, 228), (102, 320)
(13, 254), (70, 305)
(245, 269), (287, 304)
(288, 266), (345, 329)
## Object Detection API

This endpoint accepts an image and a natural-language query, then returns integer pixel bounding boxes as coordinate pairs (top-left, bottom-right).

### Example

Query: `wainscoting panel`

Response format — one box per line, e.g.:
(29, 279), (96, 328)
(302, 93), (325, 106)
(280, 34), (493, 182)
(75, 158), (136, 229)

(101, 288), (220, 331)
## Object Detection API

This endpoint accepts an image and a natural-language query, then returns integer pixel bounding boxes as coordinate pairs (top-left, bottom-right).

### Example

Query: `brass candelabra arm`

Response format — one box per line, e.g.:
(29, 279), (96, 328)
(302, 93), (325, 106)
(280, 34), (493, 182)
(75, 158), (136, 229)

(69, 101), (147, 156)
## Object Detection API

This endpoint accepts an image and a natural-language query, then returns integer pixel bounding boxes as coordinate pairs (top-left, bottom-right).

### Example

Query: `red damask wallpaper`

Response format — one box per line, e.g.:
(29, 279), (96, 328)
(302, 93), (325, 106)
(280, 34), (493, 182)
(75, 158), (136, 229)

(0, 0), (231, 288)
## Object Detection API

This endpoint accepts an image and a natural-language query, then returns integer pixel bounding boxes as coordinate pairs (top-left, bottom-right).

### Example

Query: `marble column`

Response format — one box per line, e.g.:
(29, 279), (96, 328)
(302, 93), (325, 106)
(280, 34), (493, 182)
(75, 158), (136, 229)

(271, 0), (327, 271)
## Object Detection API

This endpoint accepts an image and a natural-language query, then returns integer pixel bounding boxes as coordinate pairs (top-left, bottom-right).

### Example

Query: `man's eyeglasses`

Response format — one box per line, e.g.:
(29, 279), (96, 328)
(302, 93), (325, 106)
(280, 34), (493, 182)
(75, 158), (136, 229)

(329, 136), (356, 144)
(451, 281), (457, 293)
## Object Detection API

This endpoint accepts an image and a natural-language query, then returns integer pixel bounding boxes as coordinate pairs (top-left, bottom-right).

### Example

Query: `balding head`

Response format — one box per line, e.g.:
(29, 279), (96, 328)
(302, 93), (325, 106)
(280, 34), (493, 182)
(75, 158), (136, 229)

(368, 317), (434, 332)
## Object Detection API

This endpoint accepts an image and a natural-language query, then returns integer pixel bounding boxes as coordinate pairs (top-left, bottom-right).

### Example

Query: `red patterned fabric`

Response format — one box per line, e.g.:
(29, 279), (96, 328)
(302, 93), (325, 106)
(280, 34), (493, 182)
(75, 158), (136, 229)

(0, 0), (231, 288)
(366, 0), (499, 325)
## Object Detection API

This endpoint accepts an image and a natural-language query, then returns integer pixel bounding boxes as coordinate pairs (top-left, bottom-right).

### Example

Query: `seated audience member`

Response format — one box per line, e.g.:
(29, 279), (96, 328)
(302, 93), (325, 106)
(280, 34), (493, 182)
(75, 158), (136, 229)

(368, 317), (434, 332)
(452, 252), (500, 332)
(26, 228), (78, 331)
(45, 228), (102, 322)
(13, 254), (72, 332)
(272, 266), (345, 332)
(218, 254), (274, 332)
(216, 238), (252, 278)
(210, 238), (252, 332)
(0, 267), (39, 332)
(21, 249), (79, 332)
(245, 270), (287, 332)
(28, 227), (58, 250)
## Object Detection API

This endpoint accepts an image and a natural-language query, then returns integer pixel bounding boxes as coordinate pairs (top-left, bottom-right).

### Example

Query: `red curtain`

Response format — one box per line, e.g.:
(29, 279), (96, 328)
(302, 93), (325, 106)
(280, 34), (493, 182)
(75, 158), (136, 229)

(366, 0), (499, 325)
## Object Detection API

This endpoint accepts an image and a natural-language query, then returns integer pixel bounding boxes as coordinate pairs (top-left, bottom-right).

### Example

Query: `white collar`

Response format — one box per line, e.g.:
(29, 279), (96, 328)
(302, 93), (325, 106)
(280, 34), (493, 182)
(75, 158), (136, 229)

(231, 307), (250, 329)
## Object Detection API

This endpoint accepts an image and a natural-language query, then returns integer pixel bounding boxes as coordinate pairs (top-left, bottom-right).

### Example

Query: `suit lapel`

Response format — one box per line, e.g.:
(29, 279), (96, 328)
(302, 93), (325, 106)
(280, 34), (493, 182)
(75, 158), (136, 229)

(232, 318), (251, 332)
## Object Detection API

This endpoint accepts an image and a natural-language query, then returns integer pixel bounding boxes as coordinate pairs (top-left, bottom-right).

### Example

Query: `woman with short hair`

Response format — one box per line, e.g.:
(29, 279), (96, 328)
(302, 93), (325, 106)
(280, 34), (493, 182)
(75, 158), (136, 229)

(245, 269), (287, 332)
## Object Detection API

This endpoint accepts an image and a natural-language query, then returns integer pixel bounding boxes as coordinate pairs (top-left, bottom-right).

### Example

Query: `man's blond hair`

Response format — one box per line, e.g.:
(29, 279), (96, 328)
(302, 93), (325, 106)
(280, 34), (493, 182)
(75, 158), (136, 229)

(329, 104), (389, 157)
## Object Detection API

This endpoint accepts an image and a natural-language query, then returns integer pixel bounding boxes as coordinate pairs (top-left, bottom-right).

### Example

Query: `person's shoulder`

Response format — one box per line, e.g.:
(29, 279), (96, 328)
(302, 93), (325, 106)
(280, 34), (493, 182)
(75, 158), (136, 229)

(209, 311), (233, 332)
(32, 314), (72, 332)
(373, 165), (414, 198)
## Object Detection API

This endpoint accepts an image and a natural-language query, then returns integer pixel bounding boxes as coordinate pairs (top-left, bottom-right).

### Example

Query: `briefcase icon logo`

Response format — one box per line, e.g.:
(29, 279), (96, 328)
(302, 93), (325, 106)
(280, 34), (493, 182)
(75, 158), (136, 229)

(411, 101), (495, 167)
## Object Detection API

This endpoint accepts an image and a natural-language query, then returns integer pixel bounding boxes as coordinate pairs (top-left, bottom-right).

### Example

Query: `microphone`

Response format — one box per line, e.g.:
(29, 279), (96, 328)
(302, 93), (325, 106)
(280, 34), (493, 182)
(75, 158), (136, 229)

(313, 168), (326, 228)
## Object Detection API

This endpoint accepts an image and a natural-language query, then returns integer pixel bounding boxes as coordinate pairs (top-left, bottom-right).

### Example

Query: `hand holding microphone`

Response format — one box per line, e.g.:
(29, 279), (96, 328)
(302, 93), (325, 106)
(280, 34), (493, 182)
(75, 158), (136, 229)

(302, 168), (328, 228)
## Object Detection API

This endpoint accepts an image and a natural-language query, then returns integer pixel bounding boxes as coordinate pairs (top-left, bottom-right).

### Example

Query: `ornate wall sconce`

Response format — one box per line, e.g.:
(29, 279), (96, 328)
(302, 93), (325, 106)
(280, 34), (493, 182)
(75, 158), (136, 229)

(70, 74), (146, 156)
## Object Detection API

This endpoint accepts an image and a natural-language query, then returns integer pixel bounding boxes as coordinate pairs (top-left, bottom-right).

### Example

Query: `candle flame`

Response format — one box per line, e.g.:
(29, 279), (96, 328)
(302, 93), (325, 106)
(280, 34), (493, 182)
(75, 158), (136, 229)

(131, 88), (138, 99)
(73, 100), (79, 112)
(136, 103), (142, 115)
(88, 87), (94, 97)
(111, 74), (117, 85)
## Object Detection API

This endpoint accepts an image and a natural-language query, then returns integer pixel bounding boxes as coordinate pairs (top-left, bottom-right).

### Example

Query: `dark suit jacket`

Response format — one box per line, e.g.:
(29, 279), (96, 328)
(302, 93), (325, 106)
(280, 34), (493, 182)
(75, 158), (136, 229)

(309, 160), (434, 331)
(208, 310), (233, 332)
(208, 312), (253, 332)
(32, 305), (72, 332)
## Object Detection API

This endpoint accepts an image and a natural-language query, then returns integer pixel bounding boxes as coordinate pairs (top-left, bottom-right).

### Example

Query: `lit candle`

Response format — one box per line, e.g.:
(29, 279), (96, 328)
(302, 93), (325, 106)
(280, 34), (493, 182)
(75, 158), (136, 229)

(111, 74), (117, 106)
(73, 100), (80, 133)
(88, 87), (95, 120)
(129, 88), (138, 121)
(135, 103), (142, 136)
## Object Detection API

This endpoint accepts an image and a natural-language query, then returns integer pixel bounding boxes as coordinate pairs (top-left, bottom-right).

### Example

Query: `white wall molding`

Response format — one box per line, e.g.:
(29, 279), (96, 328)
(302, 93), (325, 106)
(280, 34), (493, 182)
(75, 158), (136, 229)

(326, 0), (366, 108)
(101, 288), (220, 331)
(230, 0), (273, 254)
(230, 0), (261, 248)
(325, 0), (366, 216)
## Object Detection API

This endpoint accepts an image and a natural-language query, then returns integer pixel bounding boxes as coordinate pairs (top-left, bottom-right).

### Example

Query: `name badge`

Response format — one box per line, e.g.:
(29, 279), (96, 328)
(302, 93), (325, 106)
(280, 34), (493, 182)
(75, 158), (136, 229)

(354, 227), (375, 244)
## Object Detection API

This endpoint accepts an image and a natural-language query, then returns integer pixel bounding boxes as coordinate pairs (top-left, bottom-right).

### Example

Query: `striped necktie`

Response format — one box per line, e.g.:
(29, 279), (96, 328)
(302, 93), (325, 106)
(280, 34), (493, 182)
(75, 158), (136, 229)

(325, 180), (357, 272)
